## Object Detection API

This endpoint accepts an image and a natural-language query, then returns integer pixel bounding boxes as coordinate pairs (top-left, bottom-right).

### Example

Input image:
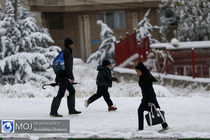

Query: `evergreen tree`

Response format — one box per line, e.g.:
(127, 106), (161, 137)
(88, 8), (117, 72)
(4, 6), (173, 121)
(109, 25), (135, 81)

(0, 0), (22, 58)
(0, 0), (59, 84)
(136, 9), (161, 72)
(87, 20), (116, 67)
(16, 1), (33, 21)
(159, 0), (210, 42)
(137, 9), (159, 44)
(0, 3), (2, 19)
(15, 1), (52, 49)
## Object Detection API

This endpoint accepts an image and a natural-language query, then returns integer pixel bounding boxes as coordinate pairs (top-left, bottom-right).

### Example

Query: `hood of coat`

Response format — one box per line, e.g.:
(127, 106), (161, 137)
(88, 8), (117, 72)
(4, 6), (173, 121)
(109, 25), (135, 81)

(135, 62), (157, 85)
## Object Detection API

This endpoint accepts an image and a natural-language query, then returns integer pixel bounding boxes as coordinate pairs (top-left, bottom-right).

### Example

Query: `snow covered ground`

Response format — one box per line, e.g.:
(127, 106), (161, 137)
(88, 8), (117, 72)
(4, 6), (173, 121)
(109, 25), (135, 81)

(0, 59), (210, 139)
(0, 97), (210, 139)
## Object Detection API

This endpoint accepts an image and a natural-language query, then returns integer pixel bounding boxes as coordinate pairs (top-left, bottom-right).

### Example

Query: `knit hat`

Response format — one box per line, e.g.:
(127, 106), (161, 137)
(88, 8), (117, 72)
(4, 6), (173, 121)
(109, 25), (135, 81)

(64, 37), (74, 47)
(102, 59), (111, 67)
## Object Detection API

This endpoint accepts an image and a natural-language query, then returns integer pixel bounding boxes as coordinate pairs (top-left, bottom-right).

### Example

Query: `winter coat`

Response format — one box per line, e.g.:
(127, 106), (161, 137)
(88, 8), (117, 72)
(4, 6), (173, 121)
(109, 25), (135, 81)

(138, 78), (160, 111)
(56, 47), (74, 80)
(96, 65), (117, 87)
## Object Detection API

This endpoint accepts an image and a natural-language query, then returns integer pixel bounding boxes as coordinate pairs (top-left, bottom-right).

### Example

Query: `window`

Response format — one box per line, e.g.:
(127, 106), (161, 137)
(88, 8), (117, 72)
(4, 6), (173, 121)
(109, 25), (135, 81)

(46, 13), (64, 30)
(175, 65), (204, 77)
(175, 66), (184, 75)
(158, 8), (177, 26)
(98, 11), (125, 29)
(175, 65), (192, 76)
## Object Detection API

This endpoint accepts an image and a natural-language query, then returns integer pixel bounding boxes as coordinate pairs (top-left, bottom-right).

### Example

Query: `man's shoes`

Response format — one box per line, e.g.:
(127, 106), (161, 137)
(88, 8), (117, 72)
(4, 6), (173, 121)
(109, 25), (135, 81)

(69, 110), (81, 114)
(108, 106), (117, 112)
(50, 113), (63, 117)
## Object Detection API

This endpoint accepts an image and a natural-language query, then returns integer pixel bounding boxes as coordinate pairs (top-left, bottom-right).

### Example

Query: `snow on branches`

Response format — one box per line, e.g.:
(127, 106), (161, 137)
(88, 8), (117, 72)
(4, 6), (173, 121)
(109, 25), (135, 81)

(159, 0), (210, 42)
(0, 0), (59, 84)
(87, 20), (116, 67)
(137, 9), (159, 44)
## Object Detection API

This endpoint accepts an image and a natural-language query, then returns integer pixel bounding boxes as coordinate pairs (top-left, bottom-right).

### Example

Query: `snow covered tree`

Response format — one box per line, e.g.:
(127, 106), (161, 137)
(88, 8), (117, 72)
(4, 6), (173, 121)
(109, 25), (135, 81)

(0, 0), (22, 58)
(137, 9), (159, 44)
(0, 3), (2, 19)
(87, 20), (116, 67)
(0, 0), (59, 84)
(16, 1), (33, 21)
(159, 0), (210, 42)
(20, 17), (54, 50)
(15, 1), (52, 49)
(136, 9), (161, 72)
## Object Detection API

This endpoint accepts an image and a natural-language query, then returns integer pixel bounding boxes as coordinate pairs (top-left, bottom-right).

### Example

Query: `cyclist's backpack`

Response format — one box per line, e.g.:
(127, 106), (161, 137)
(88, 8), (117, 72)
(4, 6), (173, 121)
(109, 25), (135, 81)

(52, 51), (65, 74)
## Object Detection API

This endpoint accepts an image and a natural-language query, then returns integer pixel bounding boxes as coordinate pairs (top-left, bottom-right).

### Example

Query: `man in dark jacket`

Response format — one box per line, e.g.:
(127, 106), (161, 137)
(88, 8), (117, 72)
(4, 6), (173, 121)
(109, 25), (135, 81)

(50, 37), (81, 117)
(84, 59), (120, 111)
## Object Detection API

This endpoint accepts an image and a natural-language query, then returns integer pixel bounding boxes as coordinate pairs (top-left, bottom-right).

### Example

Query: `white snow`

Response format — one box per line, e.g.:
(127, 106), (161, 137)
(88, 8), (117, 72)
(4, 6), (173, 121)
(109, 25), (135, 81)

(151, 40), (210, 50)
(0, 97), (210, 138)
(0, 1), (57, 84)
(0, 59), (210, 139)
(114, 67), (210, 83)
(170, 38), (179, 47)
(118, 53), (139, 67)
(159, 0), (210, 42)
(114, 67), (136, 74)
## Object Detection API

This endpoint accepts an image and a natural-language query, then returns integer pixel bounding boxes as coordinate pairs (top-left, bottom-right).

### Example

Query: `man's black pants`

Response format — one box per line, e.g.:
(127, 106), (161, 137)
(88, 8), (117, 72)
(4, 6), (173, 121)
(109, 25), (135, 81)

(88, 86), (113, 107)
(56, 76), (75, 99)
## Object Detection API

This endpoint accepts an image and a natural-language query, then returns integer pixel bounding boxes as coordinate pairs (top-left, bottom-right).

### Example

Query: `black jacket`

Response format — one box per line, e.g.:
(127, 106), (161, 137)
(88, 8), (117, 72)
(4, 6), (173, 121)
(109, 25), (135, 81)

(96, 66), (117, 87)
(138, 78), (160, 111)
(56, 47), (74, 80)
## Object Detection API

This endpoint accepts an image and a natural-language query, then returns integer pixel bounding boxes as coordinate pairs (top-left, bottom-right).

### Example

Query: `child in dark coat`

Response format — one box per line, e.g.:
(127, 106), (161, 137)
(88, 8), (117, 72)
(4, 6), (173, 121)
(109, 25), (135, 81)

(85, 59), (120, 111)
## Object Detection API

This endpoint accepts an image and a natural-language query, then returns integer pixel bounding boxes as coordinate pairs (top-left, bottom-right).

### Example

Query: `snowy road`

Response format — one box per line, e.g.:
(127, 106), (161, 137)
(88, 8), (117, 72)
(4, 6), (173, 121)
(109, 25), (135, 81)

(0, 96), (210, 139)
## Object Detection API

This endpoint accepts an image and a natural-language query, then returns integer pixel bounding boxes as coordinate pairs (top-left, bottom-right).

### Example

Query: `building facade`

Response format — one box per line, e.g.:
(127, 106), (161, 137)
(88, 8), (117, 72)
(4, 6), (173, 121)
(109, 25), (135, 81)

(29, 0), (161, 61)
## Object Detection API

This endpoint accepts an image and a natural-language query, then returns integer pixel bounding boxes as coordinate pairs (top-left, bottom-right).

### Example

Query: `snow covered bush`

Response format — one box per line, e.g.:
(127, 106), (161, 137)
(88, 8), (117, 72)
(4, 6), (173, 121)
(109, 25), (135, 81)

(87, 20), (116, 67)
(0, 0), (60, 84)
(159, 0), (210, 42)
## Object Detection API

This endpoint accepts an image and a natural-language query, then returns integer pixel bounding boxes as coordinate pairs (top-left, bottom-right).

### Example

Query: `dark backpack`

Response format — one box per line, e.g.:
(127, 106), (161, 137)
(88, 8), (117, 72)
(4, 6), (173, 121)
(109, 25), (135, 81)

(52, 51), (65, 74)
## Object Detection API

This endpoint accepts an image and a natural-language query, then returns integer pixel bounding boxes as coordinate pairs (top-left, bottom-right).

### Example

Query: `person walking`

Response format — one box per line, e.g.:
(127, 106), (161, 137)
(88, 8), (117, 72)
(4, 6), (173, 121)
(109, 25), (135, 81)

(50, 37), (81, 117)
(135, 62), (169, 131)
(85, 59), (120, 111)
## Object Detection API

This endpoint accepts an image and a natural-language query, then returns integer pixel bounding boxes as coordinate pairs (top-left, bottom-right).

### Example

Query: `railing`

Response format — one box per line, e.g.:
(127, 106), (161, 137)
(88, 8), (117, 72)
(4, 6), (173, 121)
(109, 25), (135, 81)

(151, 41), (210, 78)
(115, 35), (210, 78)
(115, 32), (150, 67)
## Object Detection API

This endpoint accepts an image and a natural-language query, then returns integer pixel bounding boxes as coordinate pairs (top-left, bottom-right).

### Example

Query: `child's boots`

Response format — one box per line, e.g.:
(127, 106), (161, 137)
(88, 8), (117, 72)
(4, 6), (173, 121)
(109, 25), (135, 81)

(108, 106), (117, 111)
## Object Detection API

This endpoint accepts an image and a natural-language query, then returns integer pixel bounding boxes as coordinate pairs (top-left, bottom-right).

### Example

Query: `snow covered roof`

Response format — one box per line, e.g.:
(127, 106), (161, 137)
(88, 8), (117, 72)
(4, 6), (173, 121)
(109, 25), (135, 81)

(150, 41), (210, 50)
